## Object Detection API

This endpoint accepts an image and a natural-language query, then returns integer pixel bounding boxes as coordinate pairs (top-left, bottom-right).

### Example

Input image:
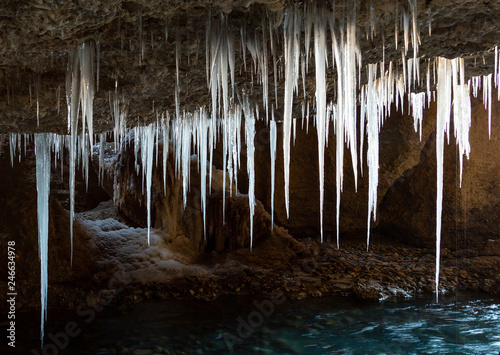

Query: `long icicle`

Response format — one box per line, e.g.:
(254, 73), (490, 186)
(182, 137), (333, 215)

(243, 97), (256, 250)
(313, 6), (327, 242)
(67, 48), (80, 266)
(435, 57), (452, 302)
(35, 133), (52, 346)
(145, 123), (154, 245)
(270, 115), (277, 229)
(282, 6), (301, 219)
(366, 63), (380, 251)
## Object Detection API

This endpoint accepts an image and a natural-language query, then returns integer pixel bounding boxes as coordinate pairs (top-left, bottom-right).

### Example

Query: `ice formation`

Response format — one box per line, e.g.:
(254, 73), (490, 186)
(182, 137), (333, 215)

(66, 42), (97, 265)
(313, 7), (327, 242)
(143, 123), (155, 244)
(435, 57), (451, 301)
(364, 64), (380, 251)
(35, 133), (52, 344)
(7, 1), (500, 346)
(432, 57), (472, 301)
(270, 118), (277, 228)
(243, 96), (256, 250)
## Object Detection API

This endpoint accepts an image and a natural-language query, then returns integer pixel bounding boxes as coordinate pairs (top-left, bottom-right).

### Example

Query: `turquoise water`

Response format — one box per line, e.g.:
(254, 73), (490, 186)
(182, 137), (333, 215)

(12, 292), (500, 354)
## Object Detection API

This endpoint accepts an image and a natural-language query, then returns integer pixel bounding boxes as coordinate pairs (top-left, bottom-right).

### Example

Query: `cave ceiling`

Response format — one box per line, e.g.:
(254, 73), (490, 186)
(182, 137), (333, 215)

(1, 0), (500, 134)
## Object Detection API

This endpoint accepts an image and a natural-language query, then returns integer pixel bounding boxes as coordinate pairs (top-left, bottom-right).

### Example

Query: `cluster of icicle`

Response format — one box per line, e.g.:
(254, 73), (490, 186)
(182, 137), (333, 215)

(4, 1), (500, 347)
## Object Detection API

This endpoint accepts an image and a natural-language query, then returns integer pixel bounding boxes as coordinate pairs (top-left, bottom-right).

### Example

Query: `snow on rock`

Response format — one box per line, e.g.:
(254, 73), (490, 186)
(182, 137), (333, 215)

(83, 216), (206, 287)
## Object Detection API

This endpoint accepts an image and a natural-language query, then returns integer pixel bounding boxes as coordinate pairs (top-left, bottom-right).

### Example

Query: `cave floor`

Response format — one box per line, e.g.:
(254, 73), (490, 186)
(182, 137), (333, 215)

(87, 221), (499, 307)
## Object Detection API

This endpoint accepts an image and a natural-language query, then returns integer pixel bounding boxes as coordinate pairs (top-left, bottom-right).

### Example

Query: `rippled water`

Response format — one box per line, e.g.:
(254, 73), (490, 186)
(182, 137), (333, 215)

(14, 292), (500, 354)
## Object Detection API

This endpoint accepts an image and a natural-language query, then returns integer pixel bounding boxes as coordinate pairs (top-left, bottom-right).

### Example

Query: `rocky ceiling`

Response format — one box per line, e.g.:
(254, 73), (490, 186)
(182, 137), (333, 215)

(1, 0), (500, 134)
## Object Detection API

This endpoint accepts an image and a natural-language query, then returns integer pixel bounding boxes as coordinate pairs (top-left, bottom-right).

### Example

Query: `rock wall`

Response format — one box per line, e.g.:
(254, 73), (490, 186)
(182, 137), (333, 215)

(246, 104), (434, 239)
(378, 91), (500, 250)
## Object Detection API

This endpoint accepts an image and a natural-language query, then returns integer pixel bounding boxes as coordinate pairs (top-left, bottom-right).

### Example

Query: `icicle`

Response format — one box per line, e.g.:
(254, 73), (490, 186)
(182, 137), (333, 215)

(365, 64), (380, 251)
(67, 48), (80, 266)
(181, 117), (192, 209)
(306, 101), (310, 134)
(15, 133), (21, 163)
(282, 6), (301, 219)
(435, 57), (452, 302)
(360, 86), (366, 176)
(222, 114), (227, 223)
(411, 92), (425, 141)
(175, 27), (181, 121)
(293, 117), (297, 145)
(495, 46), (498, 88)
(208, 114), (215, 193)
(331, 28), (344, 248)
(403, 10), (409, 55)
(199, 109), (208, 237)
(330, 2), (360, 247)
(78, 42), (96, 153)
(35, 133), (52, 346)
(345, 14), (360, 191)
(313, 6), (327, 242)
(409, 0), (420, 80)
(472, 76), (480, 98)
(145, 124), (154, 245)
(261, 19), (269, 120)
(243, 97), (256, 250)
(99, 133), (105, 185)
(483, 74), (492, 138)
(452, 58), (471, 188)
(9, 133), (17, 167)
(269, 18), (279, 107)
(64, 41), (97, 259)
(407, 58), (413, 100)
(155, 115), (159, 166)
(498, 49), (500, 100)
(427, 59), (432, 107)
(270, 116), (277, 229)
(162, 113), (170, 195)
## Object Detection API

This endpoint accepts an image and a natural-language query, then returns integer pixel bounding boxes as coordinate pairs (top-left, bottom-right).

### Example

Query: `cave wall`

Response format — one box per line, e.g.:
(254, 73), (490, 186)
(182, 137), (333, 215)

(379, 90), (500, 250)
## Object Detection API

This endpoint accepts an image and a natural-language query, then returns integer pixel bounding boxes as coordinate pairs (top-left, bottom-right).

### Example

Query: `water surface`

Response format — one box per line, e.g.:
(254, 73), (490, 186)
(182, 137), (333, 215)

(15, 292), (500, 354)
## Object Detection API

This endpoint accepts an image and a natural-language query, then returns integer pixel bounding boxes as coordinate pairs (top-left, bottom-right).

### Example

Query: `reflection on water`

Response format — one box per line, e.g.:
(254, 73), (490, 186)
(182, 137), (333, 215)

(13, 292), (500, 354)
